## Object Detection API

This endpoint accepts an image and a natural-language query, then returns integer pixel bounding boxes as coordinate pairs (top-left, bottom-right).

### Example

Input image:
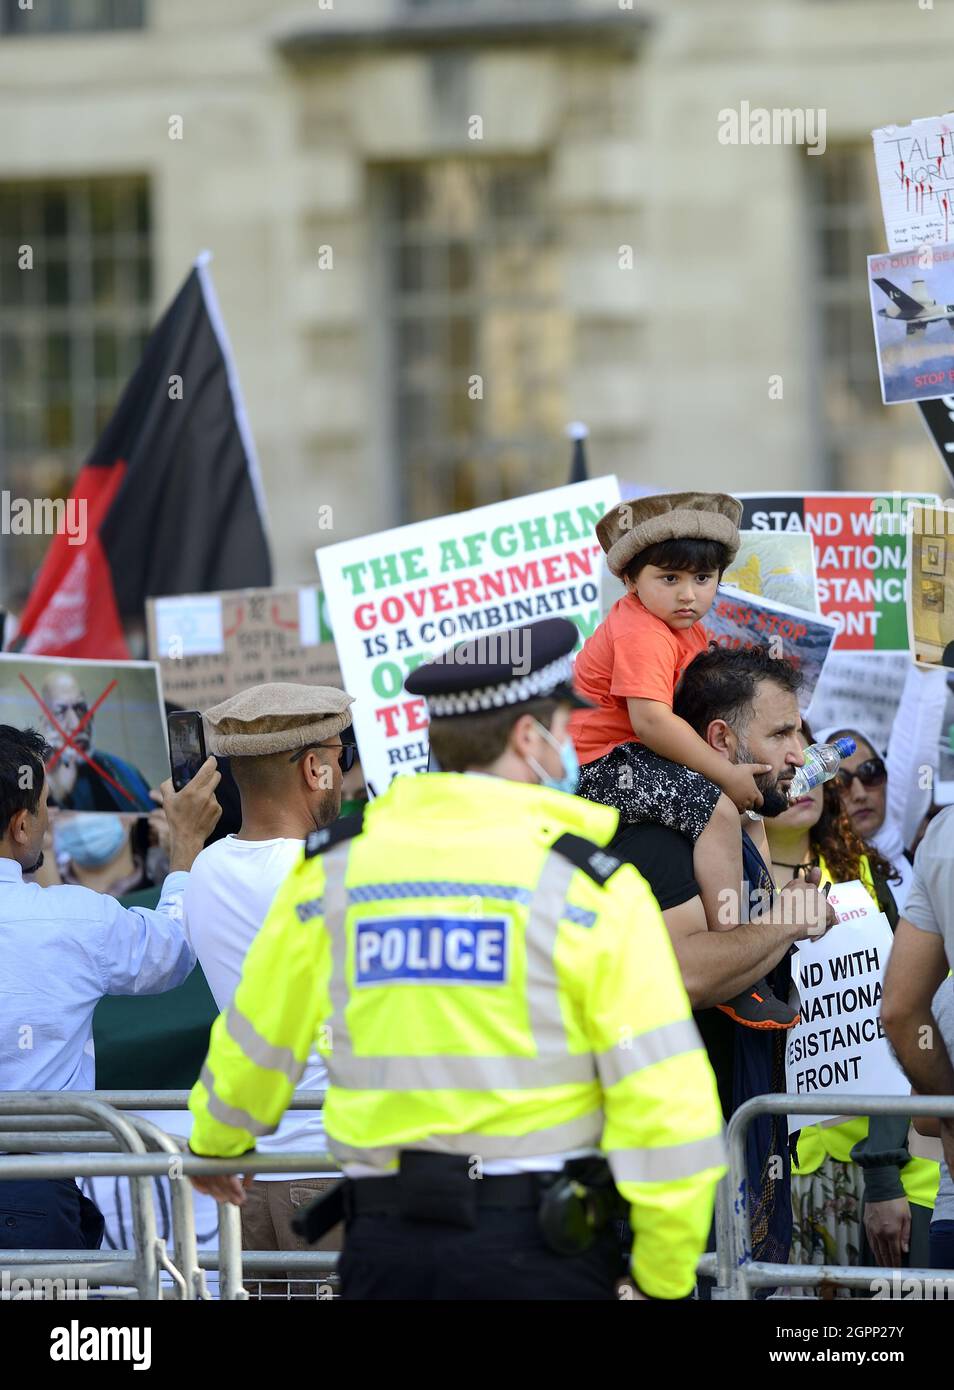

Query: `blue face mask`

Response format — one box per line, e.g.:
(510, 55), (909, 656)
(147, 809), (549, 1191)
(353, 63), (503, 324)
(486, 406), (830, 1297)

(55, 814), (127, 869)
(527, 720), (580, 796)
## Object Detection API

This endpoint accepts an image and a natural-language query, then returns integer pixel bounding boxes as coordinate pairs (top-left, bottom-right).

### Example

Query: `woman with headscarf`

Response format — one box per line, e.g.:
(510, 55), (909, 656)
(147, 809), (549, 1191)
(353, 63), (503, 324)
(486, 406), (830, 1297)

(817, 665), (948, 911)
(765, 722), (939, 1284)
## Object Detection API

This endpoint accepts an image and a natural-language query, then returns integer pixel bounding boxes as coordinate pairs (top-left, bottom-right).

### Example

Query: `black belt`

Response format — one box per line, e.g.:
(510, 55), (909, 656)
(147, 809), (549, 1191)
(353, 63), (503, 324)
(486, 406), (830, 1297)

(292, 1155), (625, 1251)
(350, 1170), (547, 1215)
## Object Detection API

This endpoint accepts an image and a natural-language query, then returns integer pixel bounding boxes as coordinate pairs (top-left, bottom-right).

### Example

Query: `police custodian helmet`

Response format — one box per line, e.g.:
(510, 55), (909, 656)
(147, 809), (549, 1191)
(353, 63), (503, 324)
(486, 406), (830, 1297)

(404, 617), (592, 719)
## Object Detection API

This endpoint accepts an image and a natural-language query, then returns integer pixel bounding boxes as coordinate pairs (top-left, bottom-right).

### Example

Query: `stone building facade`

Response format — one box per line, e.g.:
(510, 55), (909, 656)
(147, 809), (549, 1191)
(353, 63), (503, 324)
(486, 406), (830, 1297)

(1, 0), (951, 603)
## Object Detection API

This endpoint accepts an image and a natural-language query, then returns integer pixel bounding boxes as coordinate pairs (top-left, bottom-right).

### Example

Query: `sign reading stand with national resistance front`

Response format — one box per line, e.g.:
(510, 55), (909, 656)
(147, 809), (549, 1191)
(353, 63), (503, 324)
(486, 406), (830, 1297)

(736, 492), (937, 651)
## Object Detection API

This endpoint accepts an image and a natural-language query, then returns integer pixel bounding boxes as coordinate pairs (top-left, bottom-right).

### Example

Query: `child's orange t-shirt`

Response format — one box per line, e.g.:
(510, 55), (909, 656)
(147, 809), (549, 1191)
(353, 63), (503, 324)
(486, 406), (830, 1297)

(569, 595), (710, 765)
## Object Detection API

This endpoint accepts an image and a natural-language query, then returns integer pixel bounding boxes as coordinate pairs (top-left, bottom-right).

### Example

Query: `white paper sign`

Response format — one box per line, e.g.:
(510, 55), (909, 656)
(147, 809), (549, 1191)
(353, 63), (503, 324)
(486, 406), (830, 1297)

(786, 879), (909, 1132)
(316, 477), (620, 795)
(805, 650), (910, 753)
(873, 112), (954, 250)
(153, 594), (224, 658)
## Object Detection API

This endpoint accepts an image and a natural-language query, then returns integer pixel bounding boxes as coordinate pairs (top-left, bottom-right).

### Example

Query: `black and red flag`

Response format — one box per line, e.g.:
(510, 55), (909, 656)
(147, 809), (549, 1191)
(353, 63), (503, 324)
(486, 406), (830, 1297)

(11, 253), (272, 658)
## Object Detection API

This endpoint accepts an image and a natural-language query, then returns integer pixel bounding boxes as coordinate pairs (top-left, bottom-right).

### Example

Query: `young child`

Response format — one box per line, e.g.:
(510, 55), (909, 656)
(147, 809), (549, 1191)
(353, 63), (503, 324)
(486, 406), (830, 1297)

(569, 491), (796, 1029)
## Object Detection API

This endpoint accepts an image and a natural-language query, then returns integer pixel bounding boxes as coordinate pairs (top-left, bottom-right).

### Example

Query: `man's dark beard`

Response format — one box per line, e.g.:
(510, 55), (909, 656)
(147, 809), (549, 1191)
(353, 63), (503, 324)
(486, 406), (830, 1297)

(737, 742), (794, 818)
(758, 777), (794, 819)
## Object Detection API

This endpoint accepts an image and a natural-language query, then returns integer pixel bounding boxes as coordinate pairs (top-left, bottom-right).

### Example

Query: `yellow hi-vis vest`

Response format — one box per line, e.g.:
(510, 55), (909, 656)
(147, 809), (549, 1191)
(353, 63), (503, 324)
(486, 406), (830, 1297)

(793, 854), (939, 1210)
(189, 772), (726, 1299)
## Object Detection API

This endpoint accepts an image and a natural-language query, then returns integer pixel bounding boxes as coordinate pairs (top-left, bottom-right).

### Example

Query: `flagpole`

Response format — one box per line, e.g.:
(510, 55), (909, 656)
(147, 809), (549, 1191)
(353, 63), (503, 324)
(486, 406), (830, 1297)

(565, 420), (589, 485)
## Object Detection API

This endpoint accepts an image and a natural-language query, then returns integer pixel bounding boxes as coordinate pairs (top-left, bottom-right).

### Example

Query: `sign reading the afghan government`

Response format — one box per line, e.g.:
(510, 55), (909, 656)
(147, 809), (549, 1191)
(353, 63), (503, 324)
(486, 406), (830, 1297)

(316, 478), (619, 794)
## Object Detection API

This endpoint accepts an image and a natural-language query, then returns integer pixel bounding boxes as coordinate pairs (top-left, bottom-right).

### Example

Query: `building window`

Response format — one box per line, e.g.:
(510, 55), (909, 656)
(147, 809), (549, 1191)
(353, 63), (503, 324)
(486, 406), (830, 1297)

(807, 146), (940, 493)
(0, 0), (145, 35)
(380, 161), (569, 521)
(0, 177), (151, 606)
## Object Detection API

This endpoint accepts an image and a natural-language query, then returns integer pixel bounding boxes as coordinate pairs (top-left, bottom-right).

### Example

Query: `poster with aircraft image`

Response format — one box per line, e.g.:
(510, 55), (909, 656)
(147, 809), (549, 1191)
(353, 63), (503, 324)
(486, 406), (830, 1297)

(868, 244), (954, 404)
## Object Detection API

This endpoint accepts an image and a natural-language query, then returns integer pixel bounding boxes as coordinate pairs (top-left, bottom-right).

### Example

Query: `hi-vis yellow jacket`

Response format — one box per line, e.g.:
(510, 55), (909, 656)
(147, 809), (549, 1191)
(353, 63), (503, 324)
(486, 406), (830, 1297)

(189, 772), (726, 1298)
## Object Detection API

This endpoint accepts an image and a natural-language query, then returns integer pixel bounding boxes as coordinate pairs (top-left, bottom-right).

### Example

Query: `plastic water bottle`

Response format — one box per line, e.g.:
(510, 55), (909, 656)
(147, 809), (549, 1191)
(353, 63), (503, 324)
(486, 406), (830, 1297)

(786, 737), (857, 800)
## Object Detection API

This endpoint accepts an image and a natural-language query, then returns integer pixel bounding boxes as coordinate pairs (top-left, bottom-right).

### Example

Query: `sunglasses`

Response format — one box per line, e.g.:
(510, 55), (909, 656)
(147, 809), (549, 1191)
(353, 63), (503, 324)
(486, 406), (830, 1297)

(288, 741), (356, 773)
(836, 757), (887, 791)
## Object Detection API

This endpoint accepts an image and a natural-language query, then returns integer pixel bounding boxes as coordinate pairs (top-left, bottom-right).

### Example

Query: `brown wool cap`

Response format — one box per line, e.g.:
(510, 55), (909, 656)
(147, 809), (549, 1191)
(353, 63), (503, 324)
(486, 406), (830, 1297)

(203, 683), (354, 757)
(596, 491), (743, 577)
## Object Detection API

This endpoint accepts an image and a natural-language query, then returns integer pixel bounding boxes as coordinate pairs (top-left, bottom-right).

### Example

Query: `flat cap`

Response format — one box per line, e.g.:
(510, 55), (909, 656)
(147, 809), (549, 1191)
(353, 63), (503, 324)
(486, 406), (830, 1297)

(597, 491), (742, 577)
(204, 682), (354, 756)
(404, 617), (592, 719)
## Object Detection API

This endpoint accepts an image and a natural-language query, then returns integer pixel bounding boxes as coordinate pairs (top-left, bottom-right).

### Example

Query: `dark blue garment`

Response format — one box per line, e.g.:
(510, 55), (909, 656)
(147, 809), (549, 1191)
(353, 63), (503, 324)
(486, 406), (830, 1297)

(929, 1219), (954, 1271)
(733, 834), (792, 1267)
(0, 1179), (104, 1250)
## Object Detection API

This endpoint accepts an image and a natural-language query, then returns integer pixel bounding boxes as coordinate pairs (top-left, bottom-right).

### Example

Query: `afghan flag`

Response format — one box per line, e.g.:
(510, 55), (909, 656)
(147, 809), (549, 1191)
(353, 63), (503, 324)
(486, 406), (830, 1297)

(11, 253), (272, 658)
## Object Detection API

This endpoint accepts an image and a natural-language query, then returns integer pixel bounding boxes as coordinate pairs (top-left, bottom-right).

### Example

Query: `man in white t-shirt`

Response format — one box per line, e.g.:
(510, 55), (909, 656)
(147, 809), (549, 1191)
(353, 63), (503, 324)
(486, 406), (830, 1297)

(184, 681), (355, 1272)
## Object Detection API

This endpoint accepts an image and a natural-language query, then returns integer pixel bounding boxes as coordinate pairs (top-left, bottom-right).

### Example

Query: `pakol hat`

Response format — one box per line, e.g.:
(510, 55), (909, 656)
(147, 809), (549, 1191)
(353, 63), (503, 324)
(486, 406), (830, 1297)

(204, 683), (354, 756)
(596, 492), (743, 577)
(404, 617), (593, 720)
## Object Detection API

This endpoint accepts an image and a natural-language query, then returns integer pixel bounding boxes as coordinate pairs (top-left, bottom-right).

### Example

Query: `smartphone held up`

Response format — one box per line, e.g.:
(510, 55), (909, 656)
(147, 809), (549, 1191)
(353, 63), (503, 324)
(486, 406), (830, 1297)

(167, 711), (208, 792)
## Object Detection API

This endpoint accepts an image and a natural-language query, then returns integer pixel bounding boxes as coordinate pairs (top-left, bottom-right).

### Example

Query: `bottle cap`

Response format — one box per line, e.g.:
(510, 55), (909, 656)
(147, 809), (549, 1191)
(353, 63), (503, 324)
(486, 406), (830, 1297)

(833, 737), (857, 758)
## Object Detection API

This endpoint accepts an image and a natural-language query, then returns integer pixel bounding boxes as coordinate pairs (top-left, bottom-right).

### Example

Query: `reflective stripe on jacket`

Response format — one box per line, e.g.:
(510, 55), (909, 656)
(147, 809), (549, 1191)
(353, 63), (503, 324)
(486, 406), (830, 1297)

(189, 772), (726, 1298)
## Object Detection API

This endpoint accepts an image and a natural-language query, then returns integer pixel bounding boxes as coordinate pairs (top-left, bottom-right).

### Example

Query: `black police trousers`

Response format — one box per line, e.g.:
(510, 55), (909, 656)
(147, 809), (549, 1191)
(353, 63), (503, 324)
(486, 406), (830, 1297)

(338, 1206), (621, 1300)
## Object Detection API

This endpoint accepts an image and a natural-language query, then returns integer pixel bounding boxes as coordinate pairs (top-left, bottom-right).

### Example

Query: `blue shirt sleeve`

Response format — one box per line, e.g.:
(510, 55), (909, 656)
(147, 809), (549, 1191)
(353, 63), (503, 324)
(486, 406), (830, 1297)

(95, 870), (196, 996)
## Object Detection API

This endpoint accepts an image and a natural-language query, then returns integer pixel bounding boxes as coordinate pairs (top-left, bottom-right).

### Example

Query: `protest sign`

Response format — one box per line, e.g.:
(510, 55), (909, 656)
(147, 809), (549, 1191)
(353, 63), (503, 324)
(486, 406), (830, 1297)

(786, 879), (909, 1133)
(906, 503), (954, 667)
(722, 531), (818, 614)
(737, 492), (937, 651)
(705, 586), (836, 708)
(0, 653), (167, 812)
(918, 393), (954, 491)
(872, 112), (954, 250)
(805, 650), (910, 752)
(146, 586), (341, 713)
(937, 681), (954, 804)
(870, 116), (954, 486)
(316, 477), (619, 794)
(867, 244), (954, 405)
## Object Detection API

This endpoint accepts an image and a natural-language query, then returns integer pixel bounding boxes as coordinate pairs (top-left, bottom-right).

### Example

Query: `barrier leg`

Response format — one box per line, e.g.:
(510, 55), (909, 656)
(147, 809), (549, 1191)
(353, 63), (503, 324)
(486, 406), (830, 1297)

(218, 1202), (249, 1301)
(125, 1115), (208, 1301)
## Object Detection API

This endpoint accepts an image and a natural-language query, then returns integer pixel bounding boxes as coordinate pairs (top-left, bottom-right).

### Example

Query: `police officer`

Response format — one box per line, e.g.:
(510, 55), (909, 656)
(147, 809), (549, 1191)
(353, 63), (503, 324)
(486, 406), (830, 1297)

(188, 618), (726, 1300)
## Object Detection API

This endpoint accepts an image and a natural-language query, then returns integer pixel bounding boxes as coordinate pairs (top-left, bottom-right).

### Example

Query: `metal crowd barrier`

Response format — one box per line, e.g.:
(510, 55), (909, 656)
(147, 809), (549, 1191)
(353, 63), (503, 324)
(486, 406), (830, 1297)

(0, 1091), (337, 1300)
(704, 1092), (954, 1301)
(14, 1089), (954, 1301)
